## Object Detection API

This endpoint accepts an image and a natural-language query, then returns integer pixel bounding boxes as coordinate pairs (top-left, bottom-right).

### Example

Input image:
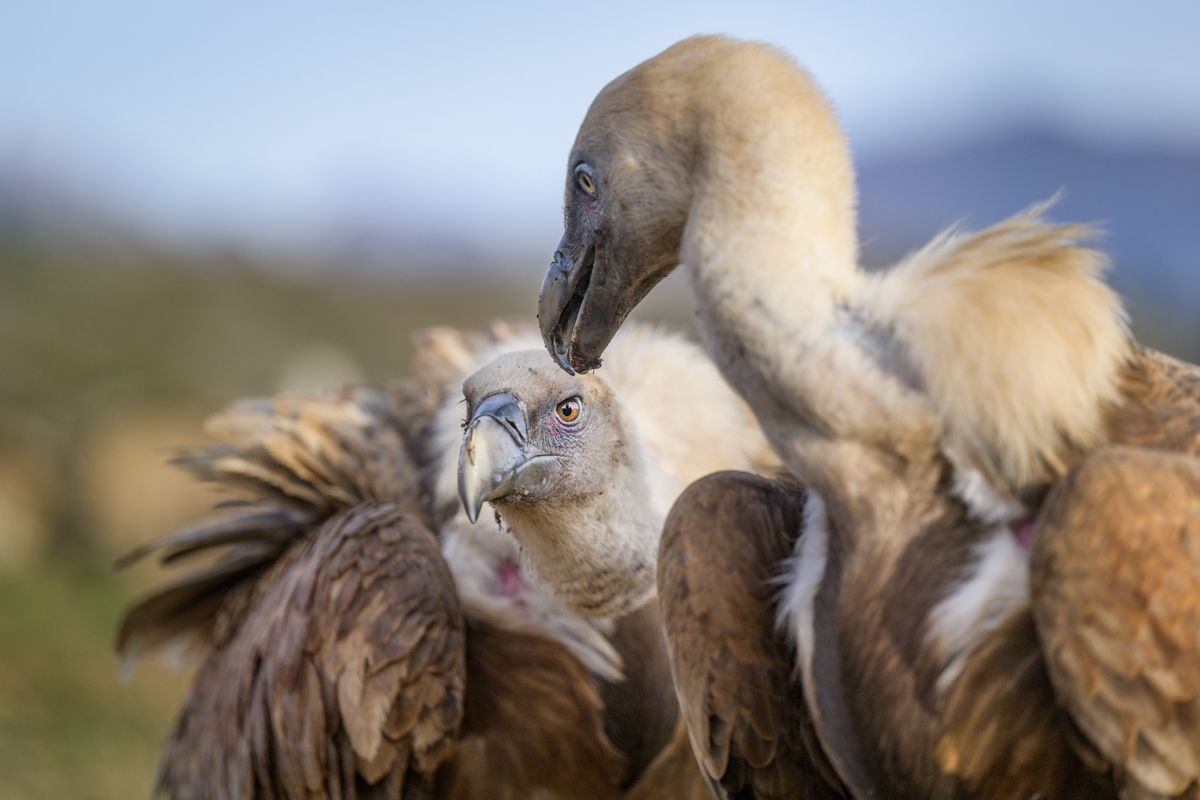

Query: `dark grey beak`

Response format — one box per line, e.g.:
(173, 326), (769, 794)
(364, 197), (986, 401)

(458, 393), (560, 523)
(537, 239), (590, 375)
(538, 231), (651, 375)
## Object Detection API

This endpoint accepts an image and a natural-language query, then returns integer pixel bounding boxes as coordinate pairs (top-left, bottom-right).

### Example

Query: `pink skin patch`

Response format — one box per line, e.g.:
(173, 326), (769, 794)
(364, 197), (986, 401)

(1012, 516), (1038, 550)
(496, 557), (525, 604)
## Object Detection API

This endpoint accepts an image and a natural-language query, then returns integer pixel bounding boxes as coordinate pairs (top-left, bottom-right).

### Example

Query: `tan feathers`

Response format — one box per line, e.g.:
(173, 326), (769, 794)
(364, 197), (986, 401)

(863, 201), (1132, 490)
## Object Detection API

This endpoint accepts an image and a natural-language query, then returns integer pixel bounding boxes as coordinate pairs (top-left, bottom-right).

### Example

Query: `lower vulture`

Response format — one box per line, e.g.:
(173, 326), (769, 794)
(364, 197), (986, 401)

(117, 320), (769, 799)
(537, 35), (1200, 799)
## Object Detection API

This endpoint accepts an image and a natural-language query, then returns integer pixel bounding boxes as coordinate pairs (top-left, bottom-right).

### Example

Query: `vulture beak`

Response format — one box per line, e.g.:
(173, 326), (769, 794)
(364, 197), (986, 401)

(458, 393), (559, 523)
(538, 232), (657, 375)
(540, 233), (629, 376)
(538, 238), (591, 375)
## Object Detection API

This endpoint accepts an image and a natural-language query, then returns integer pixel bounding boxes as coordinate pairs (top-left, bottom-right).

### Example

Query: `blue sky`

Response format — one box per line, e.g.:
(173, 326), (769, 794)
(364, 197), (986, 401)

(3, 1), (1198, 249)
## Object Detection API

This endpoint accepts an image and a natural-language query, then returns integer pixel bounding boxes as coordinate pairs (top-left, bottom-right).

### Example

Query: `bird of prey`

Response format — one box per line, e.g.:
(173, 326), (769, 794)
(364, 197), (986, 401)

(537, 35), (1200, 799)
(118, 320), (766, 800)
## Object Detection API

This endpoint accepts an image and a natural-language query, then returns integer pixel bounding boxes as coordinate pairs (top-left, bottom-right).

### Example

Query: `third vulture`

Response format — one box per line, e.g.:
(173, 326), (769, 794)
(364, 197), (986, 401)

(119, 320), (772, 799)
(538, 35), (1200, 799)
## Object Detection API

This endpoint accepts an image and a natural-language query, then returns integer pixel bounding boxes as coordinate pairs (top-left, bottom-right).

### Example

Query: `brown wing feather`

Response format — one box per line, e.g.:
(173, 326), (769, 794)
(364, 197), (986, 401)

(1032, 447), (1200, 799)
(117, 381), (462, 798)
(936, 609), (1113, 798)
(624, 718), (714, 800)
(193, 385), (429, 520)
(116, 543), (278, 671)
(117, 384), (434, 664)
(434, 616), (626, 800)
(598, 602), (684, 787)
(658, 471), (844, 799)
(1109, 346), (1200, 457)
(158, 503), (465, 799)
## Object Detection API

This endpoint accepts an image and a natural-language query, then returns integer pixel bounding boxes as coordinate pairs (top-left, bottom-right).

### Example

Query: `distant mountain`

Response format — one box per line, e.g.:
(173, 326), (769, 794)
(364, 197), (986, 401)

(856, 126), (1200, 317)
(3, 125), (1198, 316)
(0, 156), (126, 247)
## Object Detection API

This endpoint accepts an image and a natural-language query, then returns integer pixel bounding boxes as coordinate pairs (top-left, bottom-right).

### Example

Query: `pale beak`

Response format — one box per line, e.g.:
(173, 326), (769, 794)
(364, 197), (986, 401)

(458, 393), (560, 523)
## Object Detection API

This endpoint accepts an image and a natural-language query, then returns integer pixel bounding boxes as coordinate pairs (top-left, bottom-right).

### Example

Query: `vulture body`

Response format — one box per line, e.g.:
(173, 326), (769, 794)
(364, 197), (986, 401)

(119, 320), (762, 800)
(538, 35), (1200, 799)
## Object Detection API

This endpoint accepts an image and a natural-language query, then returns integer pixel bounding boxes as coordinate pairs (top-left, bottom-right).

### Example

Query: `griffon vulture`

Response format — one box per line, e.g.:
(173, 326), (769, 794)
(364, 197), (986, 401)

(118, 320), (766, 800)
(537, 35), (1200, 798)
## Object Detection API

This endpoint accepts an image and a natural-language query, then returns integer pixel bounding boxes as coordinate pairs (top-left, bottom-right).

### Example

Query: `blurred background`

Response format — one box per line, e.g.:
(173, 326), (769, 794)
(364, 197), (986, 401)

(2, 1), (1197, 796)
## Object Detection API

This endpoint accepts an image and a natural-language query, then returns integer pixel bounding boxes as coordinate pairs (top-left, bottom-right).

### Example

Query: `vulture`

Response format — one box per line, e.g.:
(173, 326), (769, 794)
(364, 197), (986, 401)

(117, 320), (768, 800)
(537, 34), (1200, 799)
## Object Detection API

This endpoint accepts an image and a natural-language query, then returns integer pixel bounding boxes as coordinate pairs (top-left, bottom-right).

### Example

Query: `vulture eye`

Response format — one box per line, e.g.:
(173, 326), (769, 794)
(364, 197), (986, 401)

(555, 397), (582, 424)
(574, 163), (596, 196)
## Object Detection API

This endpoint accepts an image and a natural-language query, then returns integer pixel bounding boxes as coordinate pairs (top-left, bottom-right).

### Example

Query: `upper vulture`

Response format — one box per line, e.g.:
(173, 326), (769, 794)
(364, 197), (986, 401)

(117, 320), (767, 800)
(537, 35), (1200, 799)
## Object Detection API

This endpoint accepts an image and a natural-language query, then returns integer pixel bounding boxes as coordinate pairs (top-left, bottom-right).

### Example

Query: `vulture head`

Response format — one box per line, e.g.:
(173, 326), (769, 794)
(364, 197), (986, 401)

(457, 348), (665, 618)
(539, 34), (852, 375)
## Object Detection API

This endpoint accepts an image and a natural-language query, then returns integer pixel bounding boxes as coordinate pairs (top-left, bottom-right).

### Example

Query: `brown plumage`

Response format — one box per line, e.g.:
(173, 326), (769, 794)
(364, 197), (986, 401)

(658, 472), (844, 799)
(933, 442), (1200, 800)
(667, 446), (1200, 800)
(1033, 448), (1200, 798)
(534, 34), (1200, 800)
(118, 321), (712, 800)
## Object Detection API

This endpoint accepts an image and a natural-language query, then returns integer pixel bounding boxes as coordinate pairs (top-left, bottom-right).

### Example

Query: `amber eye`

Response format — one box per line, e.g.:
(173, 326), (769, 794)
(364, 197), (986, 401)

(574, 163), (596, 195)
(555, 397), (582, 424)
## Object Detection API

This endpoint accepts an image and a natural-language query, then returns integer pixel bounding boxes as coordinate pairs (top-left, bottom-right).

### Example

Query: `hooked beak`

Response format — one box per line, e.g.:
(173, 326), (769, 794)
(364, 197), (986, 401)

(457, 393), (560, 523)
(538, 231), (660, 376)
(538, 237), (595, 375)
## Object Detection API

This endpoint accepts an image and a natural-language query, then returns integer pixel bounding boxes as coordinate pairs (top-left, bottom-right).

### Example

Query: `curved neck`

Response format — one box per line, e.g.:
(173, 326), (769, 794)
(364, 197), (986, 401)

(679, 78), (864, 406)
(675, 83), (937, 535)
(499, 454), (660, 619)
(681, 77), (860, 317)
(679, 85), (862, 422)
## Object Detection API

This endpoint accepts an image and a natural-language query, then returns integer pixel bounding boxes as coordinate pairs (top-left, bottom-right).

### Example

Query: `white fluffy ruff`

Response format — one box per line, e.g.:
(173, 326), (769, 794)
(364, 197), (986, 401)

(776, 491), (829, 678)
(774, 496), (1031, 701)
(861, 201), (1130, 488)
(593, 322), (776, 499)
(951, 465), (1026, 525)
(928, 529), (1030, 694)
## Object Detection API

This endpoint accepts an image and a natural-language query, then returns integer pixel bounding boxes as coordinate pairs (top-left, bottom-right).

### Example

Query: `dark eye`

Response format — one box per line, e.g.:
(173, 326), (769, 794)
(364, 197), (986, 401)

(555, 397), (582, 424)
(574, 163), (596, 196)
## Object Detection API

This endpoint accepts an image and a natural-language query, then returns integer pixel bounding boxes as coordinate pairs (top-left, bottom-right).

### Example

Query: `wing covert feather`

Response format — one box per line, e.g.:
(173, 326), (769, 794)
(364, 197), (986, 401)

(658, 471), (844, 799)
(1033, 447), (1200, 799)
(1108, 346), (1200, 458)
(158, 503), (466, 799)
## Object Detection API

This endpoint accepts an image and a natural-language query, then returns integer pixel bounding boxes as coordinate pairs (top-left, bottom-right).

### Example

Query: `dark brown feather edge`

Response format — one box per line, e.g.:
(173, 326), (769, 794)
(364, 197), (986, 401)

(659, 471), (846, 799)
(116, 382), (433, 669)
(153, 503), (466, 798)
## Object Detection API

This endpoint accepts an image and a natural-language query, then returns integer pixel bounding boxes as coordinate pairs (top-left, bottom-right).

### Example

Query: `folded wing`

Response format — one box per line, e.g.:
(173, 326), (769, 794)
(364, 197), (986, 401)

(658, 471), (844, 799)
(1033, 447), (1200, 799)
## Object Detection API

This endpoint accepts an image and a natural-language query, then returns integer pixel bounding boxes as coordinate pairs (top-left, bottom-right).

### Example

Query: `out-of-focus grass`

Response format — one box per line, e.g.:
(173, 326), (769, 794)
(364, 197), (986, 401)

(0, 565), (187, 799)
